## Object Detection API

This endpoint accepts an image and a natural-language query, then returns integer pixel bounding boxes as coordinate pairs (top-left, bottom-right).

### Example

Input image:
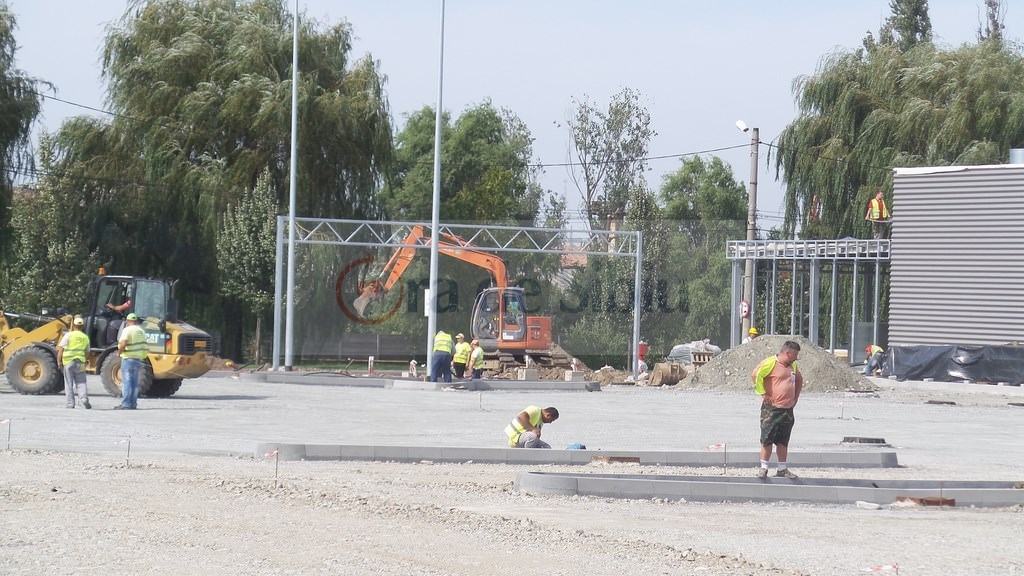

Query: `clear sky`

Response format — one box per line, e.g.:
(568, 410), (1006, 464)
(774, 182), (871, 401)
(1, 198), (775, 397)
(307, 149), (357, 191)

(8, 0), (1021, 229)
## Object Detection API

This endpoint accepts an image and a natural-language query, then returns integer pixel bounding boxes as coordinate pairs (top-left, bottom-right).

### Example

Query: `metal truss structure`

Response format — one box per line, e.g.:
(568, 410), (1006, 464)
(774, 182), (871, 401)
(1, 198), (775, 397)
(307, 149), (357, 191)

(726, 239), (891, 361)
(273, 217), (645, 376)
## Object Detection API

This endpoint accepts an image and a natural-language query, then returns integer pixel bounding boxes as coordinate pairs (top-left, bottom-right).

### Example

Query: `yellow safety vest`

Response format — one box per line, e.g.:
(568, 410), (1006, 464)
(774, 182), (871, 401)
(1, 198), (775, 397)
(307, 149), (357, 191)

(867, 198), (889, 220)
(120, 325), (149, 360)
(504, 405), (542, 447)
(62, 330), (89, 364)
(866, 345), (883, 357)
(433, 332), (453, 353)
(453, 341), (471, 363)
(467, 346), (484, 370)
(752, 356), (799, 395)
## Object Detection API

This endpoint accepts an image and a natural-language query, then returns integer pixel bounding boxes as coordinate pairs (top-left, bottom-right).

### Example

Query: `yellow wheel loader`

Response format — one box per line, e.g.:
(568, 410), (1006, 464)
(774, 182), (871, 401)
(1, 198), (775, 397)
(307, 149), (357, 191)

(0, 274), (212, 397)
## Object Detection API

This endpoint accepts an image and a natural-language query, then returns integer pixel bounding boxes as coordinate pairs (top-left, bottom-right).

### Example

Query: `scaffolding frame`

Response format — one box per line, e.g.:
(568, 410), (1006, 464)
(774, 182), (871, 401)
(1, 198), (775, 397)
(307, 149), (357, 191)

(726, 239), (890, 362)
(273, 217), (644, 375)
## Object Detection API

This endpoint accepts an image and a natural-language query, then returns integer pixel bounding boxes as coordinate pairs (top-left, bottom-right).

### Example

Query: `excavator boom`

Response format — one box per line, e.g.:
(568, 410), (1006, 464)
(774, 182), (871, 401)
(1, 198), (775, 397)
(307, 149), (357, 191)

(354, 225), (507, 315)
(350, 224), (562, 369)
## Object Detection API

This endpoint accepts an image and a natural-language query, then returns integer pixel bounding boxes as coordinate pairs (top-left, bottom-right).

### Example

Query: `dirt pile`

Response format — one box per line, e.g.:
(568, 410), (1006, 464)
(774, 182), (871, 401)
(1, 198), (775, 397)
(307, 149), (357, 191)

(676, 335), (877, 393)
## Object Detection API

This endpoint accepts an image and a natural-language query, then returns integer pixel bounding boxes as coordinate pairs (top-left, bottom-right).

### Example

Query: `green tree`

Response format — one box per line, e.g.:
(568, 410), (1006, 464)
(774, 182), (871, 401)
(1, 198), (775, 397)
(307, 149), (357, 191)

(559, 156), (747, 366)
(565, 87), (655, 231)
(658, 156), (746, 347)
(382, 101), (542, 223)
(877, 0), (932, 51)
(43, 0), (392, 358)
(0, 4), (45, 263)
(776, 7), (1024, 239)
(660, 155), (747, 246)
(2, 139), (98, 314)
(216, 169), (277, 363)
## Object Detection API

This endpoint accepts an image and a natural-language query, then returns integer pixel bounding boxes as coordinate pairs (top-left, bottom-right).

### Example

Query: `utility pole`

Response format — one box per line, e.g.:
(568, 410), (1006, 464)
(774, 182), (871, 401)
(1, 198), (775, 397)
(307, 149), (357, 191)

(740, 125), (759, 337)
(427, 0), (445, 364)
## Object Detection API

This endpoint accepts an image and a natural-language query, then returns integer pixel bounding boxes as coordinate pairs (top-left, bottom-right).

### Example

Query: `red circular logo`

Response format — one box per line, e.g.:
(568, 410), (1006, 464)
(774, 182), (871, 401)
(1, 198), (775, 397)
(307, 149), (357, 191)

(335, 254), (404, 325)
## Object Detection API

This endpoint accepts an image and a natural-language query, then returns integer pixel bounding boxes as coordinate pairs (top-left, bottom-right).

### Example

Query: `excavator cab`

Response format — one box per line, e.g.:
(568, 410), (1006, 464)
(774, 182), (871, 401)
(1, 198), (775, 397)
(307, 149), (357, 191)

(472, 287), (526, 351)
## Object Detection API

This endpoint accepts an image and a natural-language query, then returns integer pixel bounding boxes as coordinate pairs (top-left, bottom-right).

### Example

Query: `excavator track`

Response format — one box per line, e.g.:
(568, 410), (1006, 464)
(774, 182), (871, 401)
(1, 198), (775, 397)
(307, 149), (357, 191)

(492, 344), (574, 372)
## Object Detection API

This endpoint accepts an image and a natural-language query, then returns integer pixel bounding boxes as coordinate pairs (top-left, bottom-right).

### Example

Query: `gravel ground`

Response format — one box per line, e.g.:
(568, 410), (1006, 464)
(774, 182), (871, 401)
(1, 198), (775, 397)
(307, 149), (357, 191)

(1, 375), (1023, 575)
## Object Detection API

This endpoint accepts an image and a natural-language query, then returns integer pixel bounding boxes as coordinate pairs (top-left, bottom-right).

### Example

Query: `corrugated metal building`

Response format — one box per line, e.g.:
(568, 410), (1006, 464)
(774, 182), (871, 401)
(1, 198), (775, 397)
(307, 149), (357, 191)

(890, 165), (1024, 346)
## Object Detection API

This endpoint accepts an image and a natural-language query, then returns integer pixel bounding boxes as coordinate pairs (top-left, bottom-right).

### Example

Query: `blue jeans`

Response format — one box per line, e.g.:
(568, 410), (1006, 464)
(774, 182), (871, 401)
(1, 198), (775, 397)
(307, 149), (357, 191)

(121, 357), (142, 408)
(864, 352), (883, 376)
(431, 351), (452, 383)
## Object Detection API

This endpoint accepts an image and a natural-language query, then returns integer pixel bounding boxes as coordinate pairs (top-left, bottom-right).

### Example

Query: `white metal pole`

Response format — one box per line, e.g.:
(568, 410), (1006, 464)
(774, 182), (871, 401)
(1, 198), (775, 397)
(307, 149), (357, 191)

(631, 231), (643, 379)
(272, 215), (284, 371)
(742, 127), (759, 336)
(427, 0), (445, 363)
(284, 0), (299, 370)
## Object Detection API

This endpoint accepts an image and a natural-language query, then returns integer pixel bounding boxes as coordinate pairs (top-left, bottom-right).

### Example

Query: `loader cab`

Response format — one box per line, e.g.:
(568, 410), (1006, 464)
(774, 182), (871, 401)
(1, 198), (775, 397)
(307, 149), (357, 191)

(84, 275), (174, 348)
(471, 287), (526, 351)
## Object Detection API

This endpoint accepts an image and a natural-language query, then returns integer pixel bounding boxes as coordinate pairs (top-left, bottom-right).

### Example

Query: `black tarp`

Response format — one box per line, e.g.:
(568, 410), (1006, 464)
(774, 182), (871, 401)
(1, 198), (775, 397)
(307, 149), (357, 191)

(883, 345), (1024, 385)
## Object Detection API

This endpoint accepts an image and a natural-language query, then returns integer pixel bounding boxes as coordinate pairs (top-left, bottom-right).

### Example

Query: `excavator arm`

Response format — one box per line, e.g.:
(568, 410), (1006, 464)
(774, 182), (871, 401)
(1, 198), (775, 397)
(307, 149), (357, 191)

(354, 225), (508, 314)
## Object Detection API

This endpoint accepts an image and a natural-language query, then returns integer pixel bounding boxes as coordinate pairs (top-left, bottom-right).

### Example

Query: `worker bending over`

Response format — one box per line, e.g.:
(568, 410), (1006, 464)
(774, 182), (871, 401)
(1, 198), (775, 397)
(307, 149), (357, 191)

(505, 405), (559, 448)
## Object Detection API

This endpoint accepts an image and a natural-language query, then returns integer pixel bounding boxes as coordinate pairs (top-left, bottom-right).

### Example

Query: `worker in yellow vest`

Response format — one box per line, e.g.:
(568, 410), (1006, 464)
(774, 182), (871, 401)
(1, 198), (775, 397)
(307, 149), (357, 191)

(467, 339), (485, 380)
(865, 189), (891, 239)
(57, 316), (91, 409)
(115, 313), (148, 410)
(451, 333), (472, 379)
(430, 330), (454, 383)
(864, 344), (885, 376)
(751, 340), (803, 479)
(505, 405), (559, 448)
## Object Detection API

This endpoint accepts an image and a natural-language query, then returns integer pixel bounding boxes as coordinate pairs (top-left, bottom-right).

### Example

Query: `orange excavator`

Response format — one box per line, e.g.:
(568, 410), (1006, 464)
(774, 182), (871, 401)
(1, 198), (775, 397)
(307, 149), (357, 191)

(353, 225), (563, 366)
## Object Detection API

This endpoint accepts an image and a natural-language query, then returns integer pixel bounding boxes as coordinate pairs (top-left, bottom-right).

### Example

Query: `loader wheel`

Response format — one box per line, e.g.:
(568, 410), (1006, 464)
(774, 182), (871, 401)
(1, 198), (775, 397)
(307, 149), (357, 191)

(7, 346), (63, 395)
(100, 353), (153, 398)
(147, 378), (182, 398)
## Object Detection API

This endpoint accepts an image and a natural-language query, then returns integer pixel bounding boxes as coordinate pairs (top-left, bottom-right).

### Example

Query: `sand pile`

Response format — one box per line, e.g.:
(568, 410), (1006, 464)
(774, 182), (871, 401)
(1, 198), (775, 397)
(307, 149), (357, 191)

(677, 335), (877, 393)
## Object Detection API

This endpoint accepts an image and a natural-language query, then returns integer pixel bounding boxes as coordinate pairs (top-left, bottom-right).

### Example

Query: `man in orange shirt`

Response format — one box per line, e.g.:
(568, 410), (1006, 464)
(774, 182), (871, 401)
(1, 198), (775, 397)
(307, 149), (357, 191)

(751, 340), (804, 479)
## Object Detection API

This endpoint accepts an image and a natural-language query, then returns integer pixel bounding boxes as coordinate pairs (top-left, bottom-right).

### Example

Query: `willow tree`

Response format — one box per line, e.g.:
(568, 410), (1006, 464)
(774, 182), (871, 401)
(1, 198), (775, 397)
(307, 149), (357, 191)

(775, 2), (1024, 239)
(44, 0), (392, 355)
(0, 5), (44, 263)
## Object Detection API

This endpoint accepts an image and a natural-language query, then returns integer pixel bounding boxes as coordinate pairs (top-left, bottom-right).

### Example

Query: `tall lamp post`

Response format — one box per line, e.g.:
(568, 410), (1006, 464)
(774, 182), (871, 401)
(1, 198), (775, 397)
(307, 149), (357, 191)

(426, 0), (446, 364)
(736, 121), (759, 338)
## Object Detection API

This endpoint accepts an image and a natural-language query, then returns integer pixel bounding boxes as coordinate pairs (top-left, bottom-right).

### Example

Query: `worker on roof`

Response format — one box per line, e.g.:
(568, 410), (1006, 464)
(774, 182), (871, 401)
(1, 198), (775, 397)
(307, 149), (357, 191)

(865, 189), (891, 239)
(451, 333), (472, 379)
(742, 327), (760, 344)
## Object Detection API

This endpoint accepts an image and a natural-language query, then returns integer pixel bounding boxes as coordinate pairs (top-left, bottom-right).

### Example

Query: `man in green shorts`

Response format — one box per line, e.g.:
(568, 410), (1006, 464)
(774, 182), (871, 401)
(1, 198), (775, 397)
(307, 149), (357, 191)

(751, 340), (803, 479)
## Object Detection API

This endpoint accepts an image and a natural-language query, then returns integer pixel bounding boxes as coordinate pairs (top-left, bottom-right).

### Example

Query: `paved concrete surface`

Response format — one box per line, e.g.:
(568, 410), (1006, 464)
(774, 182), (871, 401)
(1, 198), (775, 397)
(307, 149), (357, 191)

(515, 471), (1024, 507)
(213, 370), (600, 392)
(0, 373), (1021, 481)
(254, 442), (898, 467)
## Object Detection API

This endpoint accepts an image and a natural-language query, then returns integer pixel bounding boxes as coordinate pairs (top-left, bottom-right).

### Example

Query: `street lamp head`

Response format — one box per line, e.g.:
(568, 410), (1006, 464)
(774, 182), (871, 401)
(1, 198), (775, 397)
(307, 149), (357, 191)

(735, 120), (749, 133)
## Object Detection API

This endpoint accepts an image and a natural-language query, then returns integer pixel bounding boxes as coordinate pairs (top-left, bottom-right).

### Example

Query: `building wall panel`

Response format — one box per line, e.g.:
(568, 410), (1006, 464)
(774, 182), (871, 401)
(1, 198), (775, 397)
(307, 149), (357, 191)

(890, 165), (1024, 346)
